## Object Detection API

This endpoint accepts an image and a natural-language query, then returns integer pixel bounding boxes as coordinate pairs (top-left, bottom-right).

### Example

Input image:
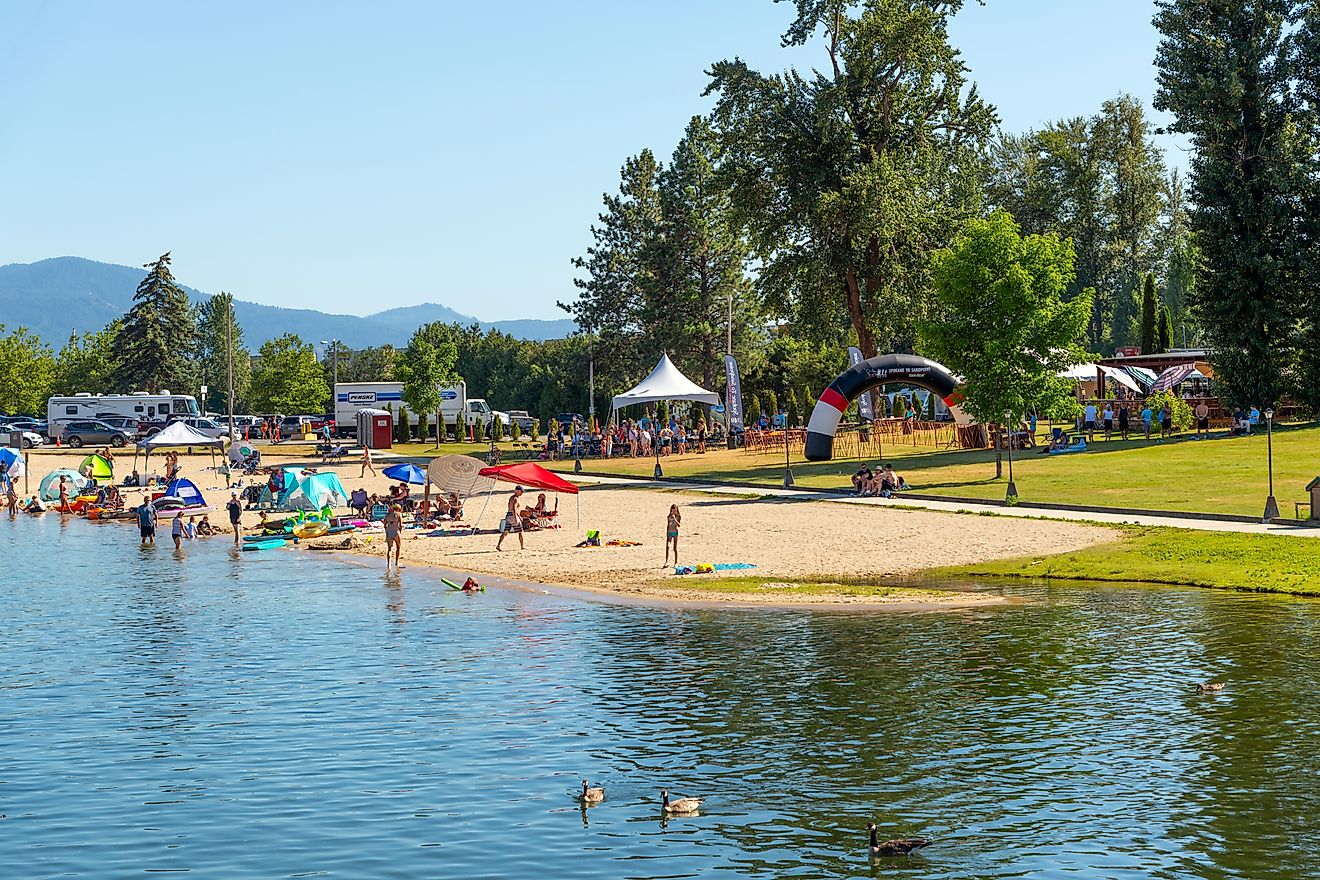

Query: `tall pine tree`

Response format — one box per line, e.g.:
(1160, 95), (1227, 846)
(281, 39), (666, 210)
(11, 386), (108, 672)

(1155, 0), (1305, 406)
(112, 253), (197, 393)
(1139, 274), (1159, 355)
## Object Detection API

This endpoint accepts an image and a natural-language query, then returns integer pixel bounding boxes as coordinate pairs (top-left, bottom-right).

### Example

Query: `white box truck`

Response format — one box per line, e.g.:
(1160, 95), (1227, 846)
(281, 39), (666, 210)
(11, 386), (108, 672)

(333, 381), (468, 438)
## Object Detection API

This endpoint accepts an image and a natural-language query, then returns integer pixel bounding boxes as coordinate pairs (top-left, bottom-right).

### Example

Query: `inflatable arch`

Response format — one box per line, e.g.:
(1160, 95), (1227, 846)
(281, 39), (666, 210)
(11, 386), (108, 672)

(804, 354), (965, 461)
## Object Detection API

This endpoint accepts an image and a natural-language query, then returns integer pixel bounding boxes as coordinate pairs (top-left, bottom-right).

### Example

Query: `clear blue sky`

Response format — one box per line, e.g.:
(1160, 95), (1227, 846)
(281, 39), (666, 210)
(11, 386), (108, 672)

(0, 1), (1183, 321)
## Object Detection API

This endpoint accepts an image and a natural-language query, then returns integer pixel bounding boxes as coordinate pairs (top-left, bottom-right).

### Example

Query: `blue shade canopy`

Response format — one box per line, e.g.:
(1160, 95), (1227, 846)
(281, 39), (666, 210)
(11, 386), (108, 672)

(383, 463), (427, 485)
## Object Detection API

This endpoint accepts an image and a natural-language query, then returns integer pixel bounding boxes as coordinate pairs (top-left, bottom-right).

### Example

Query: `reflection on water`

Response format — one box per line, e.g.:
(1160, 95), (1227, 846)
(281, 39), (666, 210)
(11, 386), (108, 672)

(2, 513), (1319, 879)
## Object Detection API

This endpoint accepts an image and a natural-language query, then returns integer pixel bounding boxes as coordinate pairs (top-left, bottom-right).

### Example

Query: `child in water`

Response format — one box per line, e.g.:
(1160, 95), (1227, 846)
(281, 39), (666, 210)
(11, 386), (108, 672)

(664, 504), (681, 566)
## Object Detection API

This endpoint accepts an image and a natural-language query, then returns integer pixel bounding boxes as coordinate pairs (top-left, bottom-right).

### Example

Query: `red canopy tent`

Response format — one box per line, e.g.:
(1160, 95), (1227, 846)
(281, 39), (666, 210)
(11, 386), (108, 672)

(477, 462), (579, 494)
(473, 462), (580, 531)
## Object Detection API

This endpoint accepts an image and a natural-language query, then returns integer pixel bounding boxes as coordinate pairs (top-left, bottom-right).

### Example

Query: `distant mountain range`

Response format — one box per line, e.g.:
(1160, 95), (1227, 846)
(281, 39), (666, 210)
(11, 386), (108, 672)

(0, 257), (576, 348)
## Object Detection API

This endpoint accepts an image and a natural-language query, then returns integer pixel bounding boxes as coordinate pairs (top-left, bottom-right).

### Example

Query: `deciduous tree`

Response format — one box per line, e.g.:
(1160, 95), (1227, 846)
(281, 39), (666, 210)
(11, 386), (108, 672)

(707, 0), (995, 358)
(249, 334), (330, 414)
(398, 322), (459, 446)
(0, 325), (55, 414)
(52, 321), (122, 396)
(919, 211), (1092, 427)
(196, 293), (251, 412)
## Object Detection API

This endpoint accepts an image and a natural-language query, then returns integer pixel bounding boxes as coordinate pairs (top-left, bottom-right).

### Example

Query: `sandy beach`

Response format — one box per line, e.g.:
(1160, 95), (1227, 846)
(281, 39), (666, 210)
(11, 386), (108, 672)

(19, 445), (1117, 607)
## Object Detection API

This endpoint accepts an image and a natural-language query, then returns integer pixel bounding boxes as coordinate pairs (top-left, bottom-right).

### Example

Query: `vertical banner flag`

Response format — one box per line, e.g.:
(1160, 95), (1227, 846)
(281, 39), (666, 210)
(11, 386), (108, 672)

(847, 346), (874, 422)
(724, 354), (744, 431)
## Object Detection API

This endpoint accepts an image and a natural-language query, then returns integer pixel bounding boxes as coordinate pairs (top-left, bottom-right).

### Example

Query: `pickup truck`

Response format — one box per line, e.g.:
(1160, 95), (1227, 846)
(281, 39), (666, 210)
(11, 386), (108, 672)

(507, 410), (536, 433)
(465, 399), (509, 430)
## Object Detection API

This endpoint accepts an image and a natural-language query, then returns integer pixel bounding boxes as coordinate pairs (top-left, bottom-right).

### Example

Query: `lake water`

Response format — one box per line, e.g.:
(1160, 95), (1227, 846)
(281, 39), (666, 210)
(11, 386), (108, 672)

(4, 512), (1320, 879)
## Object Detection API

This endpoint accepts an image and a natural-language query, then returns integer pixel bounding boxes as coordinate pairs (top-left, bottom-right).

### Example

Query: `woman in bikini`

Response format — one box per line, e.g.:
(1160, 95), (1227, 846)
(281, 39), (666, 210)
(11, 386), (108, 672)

(383, 503), (403, 571)
(664, 504), (681, 566)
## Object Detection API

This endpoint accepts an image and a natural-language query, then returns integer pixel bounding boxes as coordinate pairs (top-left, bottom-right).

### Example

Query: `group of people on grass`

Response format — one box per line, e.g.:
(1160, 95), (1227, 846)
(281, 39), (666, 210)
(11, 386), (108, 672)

(850, 463), (909, 498)
(545, 416), (710, 461)
(1074, 398), (1264, 443)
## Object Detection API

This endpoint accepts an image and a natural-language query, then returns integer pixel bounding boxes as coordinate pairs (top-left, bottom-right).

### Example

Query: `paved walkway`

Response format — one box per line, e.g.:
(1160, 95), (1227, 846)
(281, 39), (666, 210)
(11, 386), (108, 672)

(572, 474), (1320, 538)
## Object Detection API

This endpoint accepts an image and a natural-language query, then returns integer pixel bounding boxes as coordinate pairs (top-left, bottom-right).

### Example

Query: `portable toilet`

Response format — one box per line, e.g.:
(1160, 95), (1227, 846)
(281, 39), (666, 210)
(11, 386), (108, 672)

(357, 408), (393, 449)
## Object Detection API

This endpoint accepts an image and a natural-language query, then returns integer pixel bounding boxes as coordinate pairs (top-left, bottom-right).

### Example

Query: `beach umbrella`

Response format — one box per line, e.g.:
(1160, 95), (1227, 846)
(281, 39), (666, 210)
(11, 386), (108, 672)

(383, 463), (427, 485)
(0, 447), (22, 479)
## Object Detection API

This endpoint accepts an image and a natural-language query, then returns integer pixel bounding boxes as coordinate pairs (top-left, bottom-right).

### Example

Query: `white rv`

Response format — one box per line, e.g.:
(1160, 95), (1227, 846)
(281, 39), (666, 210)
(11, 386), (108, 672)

(47, 392), (200, 439)
(333, 381), (469, 437)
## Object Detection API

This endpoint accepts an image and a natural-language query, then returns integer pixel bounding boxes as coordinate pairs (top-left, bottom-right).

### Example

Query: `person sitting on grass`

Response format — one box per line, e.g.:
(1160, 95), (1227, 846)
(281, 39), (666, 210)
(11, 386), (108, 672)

(880, 464), (910, 494)
(851, 464), (875, 496)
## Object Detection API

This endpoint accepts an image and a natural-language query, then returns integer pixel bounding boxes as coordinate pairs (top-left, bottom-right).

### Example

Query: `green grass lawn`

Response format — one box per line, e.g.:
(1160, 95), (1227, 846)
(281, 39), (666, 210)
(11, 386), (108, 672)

(541, 423), (1320, 519)
(928, 525), (1320, 595)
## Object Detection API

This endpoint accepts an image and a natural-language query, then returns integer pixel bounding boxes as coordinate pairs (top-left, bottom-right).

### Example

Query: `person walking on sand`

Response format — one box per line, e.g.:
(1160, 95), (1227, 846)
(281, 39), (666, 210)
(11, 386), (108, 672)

(361, 443), (377, 478)
(664, 504), (681, 566)
(496, 486), (525, 551)
(383, 502), (404, 570)
(226, 491), (243, 546)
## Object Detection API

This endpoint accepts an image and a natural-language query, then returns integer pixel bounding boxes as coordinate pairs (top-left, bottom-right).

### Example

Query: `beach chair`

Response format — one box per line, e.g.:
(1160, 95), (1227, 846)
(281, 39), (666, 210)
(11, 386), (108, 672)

(369, 503), (388, 521)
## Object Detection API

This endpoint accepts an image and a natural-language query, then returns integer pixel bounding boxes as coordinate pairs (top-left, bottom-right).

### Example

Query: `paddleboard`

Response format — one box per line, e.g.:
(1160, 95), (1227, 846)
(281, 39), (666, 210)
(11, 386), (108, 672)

(242, 538), (287, 551)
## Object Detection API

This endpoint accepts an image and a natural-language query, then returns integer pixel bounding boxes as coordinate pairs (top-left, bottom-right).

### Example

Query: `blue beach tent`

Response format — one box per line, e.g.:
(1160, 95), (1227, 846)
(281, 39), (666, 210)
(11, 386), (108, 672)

(161, 478), (206, 507)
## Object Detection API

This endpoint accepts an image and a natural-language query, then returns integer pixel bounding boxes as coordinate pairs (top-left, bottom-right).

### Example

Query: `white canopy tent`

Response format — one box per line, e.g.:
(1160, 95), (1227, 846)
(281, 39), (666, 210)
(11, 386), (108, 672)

(1059, 363), (1142, 394)
(610, 354), (721, 478)
(134, 421), (224, 472)
(611, 354), (721, 410)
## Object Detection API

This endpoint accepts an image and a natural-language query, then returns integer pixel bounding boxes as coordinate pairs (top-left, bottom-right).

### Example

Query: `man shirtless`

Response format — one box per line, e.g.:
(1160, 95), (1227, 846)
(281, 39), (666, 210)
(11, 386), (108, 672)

(496, 486), (525, 550)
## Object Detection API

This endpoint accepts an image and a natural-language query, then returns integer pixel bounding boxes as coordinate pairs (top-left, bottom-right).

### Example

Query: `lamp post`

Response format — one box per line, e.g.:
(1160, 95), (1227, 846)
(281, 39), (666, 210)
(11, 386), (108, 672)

(783, 419), (795, 488)
(320, 339), (340, 439)
(653, 408), (663, 480)
(1004, 411), (1018, 501)
(1263, 407), (1278, 522)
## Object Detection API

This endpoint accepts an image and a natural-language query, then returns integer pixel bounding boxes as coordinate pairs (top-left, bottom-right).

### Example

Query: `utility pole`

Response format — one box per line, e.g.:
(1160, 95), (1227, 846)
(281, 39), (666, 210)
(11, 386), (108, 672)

(226, 296), (235, 439)
(587, 330), (595, 430)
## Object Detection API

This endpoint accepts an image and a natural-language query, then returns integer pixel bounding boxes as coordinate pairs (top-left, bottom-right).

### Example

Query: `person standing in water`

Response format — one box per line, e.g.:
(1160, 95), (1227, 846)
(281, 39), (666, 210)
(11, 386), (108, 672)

(496, 486), (525, 551)
(137, 499), (158, 547)
(664, 504), (681, 566)
(226, 491), (244, 546)
(382, 502), (404, 570)
(171, 511), (184, 550)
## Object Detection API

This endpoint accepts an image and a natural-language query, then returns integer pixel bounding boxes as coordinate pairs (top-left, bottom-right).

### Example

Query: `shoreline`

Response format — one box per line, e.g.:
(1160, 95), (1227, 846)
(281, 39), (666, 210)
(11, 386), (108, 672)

(323, 546), (1015, 611)
(19, 446), (1118, 609)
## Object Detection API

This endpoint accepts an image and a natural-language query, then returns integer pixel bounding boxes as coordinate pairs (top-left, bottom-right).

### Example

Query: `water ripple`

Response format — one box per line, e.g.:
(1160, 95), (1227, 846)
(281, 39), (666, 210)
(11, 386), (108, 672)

(1, 515), (1319, 878)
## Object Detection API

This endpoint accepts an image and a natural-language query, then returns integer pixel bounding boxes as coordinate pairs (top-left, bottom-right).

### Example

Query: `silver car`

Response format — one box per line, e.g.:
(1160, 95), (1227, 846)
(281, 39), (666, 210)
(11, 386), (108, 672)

(60, 420), (133, 449)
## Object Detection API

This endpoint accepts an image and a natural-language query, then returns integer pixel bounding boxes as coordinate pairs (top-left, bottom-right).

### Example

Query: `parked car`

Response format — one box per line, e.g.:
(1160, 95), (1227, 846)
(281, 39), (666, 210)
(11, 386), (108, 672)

(507, 410), (536, 434)
(60, 419), (133, 449)
(5, 429), (45, 449)
(555, 413), (587, 431)
(278, 415), (320, 439)
(98, 416), (148, 439)
(5, 418), (49, 438)
(169, 416), (234, 440)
